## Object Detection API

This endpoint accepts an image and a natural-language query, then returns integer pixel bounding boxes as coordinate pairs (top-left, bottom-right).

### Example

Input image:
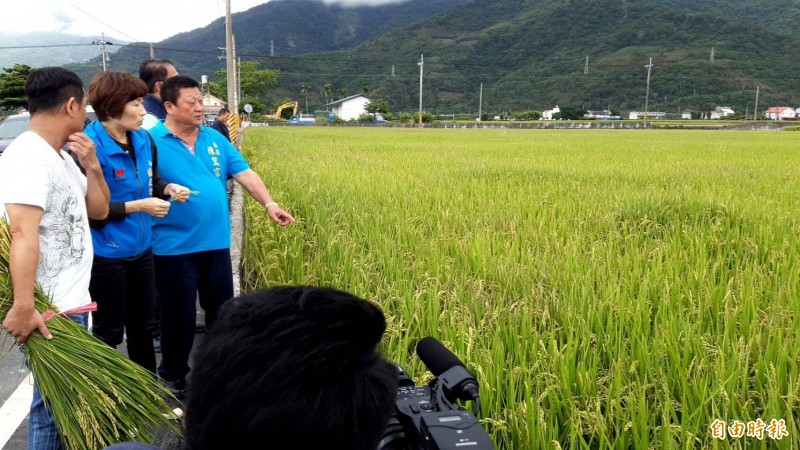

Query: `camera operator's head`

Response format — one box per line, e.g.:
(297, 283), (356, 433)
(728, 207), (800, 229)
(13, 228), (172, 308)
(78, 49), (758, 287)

(184, 286), (398, 450)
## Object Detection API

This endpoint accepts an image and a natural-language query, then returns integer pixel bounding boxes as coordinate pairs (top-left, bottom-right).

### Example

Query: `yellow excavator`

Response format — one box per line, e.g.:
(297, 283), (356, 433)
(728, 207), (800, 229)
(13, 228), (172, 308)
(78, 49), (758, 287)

(266, 101), (298, 120)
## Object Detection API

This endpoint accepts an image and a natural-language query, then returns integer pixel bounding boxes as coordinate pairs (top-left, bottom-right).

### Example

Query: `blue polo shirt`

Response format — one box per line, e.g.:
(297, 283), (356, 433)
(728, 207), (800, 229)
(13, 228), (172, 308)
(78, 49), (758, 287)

(149, 122), (249, 256)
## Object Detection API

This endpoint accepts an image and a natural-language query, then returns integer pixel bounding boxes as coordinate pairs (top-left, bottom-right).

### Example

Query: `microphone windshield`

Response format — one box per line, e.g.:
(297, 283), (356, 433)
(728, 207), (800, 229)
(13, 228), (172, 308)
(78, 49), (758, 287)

(416, 337), (465, 376)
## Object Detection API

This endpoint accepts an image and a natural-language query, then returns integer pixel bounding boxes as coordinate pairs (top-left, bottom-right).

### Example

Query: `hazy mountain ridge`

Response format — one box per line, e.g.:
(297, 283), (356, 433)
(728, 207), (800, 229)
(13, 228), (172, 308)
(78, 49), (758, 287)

(0, 32), (124, 69)
(62, 0), (471, 82)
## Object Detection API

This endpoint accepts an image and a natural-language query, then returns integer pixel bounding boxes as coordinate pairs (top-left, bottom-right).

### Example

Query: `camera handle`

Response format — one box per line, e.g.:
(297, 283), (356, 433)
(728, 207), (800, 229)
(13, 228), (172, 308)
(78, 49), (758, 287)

(430, 366), (482, 416)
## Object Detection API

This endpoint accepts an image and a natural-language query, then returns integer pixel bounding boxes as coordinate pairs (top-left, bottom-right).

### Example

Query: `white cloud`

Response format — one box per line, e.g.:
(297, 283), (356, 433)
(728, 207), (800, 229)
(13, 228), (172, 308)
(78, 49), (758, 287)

(3, 0), (264, 42)
(1, 0), (412, 42)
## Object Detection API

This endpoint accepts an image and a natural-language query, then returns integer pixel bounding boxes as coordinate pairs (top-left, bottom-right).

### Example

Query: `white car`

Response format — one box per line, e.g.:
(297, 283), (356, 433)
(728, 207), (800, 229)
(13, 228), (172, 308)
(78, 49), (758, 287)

(0, 112), (30, 156)
(0, 106), (96, 156)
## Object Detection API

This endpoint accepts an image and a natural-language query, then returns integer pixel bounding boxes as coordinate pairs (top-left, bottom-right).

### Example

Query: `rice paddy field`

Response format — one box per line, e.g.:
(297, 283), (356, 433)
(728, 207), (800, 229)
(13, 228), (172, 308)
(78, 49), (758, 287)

(239, 127), (800, 449)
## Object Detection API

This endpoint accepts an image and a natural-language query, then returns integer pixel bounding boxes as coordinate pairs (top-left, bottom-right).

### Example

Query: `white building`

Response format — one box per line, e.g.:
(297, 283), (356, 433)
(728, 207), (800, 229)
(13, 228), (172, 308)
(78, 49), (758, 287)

(628, 111), (666, 120)
(541, 105), (560, 120)
(709, 106), (735, 119)
(764, 106), (796, 120)
(327, 94), (370, 121)
(202, 93), (226, 114)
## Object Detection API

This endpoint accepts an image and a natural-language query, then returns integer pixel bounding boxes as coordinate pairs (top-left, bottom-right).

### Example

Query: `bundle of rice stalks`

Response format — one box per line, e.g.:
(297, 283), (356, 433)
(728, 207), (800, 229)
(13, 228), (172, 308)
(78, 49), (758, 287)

(0, 220), (180, 450)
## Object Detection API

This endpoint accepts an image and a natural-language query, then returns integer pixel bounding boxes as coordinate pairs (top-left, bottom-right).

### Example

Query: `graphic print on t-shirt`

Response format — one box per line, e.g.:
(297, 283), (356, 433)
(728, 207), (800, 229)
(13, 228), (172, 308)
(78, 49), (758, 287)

(37, 172), (86, 285)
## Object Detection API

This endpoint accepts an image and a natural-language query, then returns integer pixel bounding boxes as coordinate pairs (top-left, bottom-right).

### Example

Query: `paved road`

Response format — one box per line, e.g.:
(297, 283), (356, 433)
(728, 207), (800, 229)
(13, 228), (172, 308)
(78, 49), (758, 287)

(0, 332), (29, 450)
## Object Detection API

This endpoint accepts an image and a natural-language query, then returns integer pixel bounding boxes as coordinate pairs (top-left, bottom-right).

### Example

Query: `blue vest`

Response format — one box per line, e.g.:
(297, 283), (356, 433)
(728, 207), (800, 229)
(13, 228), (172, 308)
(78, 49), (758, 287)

(85, 120), (156, 258)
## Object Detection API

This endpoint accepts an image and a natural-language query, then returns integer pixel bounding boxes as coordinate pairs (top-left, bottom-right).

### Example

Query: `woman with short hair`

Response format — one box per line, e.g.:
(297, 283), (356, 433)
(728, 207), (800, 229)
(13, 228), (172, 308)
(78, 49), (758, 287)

(84, 71), (189, 373)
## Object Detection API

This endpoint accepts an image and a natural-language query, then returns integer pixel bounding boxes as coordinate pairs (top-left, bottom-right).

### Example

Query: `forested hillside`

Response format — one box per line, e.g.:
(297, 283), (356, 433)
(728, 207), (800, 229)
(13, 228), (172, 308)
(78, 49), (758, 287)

(61, 0), (800, 116)
(263, 0), (800, 114)
(655, 0), (800, 36)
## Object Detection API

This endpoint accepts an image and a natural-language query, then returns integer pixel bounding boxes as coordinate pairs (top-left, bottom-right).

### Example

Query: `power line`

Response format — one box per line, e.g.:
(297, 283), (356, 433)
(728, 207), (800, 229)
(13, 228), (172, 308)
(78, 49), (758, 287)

(68, 2), (145, 43)
(0, 43), (96, 50)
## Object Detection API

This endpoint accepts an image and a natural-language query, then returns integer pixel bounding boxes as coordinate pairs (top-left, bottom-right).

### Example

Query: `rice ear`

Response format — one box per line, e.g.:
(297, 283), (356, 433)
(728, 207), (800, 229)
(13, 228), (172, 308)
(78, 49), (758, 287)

(1, 219), (181, 450)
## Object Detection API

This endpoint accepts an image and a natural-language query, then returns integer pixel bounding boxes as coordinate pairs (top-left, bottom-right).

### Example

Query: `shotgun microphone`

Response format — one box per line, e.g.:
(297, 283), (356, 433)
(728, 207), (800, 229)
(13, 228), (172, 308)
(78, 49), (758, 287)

(416, 337), (480, 403)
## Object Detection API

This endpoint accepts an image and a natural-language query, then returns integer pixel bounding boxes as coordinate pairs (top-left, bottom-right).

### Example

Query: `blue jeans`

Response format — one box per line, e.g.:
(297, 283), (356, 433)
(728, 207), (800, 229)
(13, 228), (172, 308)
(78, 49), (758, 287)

(28, 312), (89, 450)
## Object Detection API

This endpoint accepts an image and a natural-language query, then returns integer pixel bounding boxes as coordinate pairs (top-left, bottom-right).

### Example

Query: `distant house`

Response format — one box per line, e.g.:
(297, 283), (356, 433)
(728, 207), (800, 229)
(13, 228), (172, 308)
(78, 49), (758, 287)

(627, 111), (666, 120)
(542, 105), (560, 120)
(763, 106), (796, 120)
(710, 106), (735, 119)
(202, 93), (226, 115)
(327, 94), (370, 121)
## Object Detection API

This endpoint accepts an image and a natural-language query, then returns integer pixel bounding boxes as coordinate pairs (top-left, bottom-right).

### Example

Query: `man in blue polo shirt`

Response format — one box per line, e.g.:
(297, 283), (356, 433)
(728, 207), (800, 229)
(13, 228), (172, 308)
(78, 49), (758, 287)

(149, 76), (295, 396)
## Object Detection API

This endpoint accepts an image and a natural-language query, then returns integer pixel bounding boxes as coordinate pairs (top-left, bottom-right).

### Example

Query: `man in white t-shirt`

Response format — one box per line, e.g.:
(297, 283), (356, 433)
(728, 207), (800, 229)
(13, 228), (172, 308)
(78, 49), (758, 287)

(0, 66), (110, 450)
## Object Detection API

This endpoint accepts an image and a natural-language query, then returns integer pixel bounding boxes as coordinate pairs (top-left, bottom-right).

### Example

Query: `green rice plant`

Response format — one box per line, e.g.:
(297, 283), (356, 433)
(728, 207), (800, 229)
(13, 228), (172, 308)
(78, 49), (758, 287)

(240, 128), (800, 449)
(0, 220), (180, 450)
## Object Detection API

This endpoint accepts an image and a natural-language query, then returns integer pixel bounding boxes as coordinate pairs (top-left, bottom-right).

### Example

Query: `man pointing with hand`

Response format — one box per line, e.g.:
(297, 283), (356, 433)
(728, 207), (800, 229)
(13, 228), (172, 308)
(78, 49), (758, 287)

(148, 75), (294, 396)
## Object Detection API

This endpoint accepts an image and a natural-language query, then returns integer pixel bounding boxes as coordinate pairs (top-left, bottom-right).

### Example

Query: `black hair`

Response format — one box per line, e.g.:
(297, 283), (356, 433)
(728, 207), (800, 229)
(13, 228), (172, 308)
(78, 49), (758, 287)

(160, 75), (199, 106)
(184, 286), (398, 450)
(138, 59), (175, 93)
(25, 67), (84, 115)
(218, 107), (229, 115)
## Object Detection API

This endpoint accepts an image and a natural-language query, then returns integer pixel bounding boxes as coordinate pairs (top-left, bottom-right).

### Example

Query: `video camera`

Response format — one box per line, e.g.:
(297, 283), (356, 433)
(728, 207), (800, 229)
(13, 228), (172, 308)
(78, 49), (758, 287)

(378, 337), (494, 450)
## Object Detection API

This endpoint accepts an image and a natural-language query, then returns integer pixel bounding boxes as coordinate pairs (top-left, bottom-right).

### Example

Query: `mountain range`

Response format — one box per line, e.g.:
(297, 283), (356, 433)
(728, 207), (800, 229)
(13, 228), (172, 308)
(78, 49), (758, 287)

(8, 0), (800, 115)
(0, 32), (124, 69)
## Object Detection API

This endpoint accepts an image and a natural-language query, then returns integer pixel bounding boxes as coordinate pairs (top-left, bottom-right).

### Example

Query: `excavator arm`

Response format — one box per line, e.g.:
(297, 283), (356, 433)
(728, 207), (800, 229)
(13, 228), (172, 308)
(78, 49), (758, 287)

(269, 101), (299, 120)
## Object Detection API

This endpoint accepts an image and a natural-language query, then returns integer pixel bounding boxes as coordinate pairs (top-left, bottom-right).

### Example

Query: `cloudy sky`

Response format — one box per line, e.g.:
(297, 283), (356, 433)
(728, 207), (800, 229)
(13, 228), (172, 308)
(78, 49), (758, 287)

(3, 0), (407, 43)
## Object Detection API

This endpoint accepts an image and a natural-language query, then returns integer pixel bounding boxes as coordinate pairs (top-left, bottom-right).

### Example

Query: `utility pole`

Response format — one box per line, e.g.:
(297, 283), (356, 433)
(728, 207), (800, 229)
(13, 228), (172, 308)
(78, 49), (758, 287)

(149, 43), (155, 59)
(710, 47), (715, 63)
(643, 57), (653, 121)
(418, 54), (424, 125)
(225, 0), (237, 114)
(584, 56), (589, 75)
(753, 86), (759, 121)
(236, 54), (242, 112)
(93, 33), (112, 72)
(477, 83), (483, 121)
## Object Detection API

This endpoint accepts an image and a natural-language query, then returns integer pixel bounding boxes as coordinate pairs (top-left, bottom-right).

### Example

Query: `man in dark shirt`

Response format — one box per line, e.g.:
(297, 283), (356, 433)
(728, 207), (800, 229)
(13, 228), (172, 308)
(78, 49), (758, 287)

(210, 108), (231, 142)
(140, 59), (178, 130)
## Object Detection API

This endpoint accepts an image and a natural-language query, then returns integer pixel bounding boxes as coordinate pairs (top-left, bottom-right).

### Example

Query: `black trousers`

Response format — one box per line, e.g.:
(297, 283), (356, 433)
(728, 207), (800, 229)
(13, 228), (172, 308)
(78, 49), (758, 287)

(154, 248), (233, 383)
(89, 249), (157, 373)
